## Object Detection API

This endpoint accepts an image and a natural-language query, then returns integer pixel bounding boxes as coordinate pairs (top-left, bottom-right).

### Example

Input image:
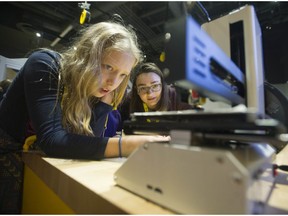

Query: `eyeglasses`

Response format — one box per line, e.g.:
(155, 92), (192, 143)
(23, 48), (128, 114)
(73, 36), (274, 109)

(137, 83), (162, 94)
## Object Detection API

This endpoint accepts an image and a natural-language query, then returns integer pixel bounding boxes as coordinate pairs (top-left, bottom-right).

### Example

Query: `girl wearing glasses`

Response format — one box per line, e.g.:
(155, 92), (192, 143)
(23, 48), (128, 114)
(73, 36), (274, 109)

(119, 62), (196, 123)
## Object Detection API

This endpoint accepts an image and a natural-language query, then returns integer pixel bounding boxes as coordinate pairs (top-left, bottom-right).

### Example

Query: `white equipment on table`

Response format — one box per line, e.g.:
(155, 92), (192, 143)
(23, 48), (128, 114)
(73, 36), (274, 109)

(114, 5), (287, 214)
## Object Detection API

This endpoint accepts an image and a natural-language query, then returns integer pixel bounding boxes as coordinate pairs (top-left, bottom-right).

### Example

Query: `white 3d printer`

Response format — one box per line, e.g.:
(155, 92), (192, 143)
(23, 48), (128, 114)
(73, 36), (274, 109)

(114, 5), (287, 214)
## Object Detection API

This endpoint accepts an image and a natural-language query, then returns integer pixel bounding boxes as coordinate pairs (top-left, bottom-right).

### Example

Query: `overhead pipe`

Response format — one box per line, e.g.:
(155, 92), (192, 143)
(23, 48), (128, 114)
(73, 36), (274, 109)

(50, 2), (124, 47)
(50, 24), (73, 47)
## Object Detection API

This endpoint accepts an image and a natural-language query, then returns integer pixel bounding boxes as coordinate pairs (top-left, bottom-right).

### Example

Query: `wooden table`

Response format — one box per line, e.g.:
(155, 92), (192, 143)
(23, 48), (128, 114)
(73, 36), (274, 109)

(21, 152), (173, 214)
(21, 145), (288, 214)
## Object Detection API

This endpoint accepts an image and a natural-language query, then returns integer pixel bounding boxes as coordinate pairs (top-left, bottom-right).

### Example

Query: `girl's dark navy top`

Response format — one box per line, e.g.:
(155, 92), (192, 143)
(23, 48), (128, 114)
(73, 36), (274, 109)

(0, 50), (112, 160)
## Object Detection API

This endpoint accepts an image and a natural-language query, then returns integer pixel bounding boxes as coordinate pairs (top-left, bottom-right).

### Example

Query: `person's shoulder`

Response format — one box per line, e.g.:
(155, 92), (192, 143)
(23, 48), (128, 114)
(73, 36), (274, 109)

(26, 49), (61, 68)
(28, 49), (60, 61)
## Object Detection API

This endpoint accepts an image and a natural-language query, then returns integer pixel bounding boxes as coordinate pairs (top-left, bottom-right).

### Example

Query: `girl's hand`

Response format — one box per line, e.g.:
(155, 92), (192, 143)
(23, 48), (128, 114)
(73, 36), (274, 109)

(105, 135), (171, 158)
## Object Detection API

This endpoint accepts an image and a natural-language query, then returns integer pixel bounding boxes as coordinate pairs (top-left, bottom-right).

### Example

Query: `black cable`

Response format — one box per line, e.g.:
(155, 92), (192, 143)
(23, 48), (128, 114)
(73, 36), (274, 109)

(196, 1), (211, 22)
(273, 164), (288, 172)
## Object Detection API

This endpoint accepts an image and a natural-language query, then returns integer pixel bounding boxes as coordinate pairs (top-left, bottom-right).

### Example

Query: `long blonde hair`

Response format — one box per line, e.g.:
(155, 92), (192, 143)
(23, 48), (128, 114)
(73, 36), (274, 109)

(59, 21), (142, 136)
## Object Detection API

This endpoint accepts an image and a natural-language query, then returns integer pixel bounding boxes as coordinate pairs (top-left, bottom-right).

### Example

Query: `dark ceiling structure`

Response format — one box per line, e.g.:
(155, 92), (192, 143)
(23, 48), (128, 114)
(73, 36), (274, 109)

(0, 1), (288, 83)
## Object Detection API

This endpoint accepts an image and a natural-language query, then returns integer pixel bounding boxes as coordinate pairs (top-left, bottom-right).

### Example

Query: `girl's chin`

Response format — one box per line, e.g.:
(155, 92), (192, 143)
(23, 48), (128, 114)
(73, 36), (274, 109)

(94, 92), (104, 98)
(147, 103), (157, 109)
(147, 100), (159, 108)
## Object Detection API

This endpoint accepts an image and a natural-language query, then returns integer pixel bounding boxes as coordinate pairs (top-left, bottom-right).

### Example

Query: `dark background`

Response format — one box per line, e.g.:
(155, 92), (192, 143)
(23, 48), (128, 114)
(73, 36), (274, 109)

(0, 1), (288, 84)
